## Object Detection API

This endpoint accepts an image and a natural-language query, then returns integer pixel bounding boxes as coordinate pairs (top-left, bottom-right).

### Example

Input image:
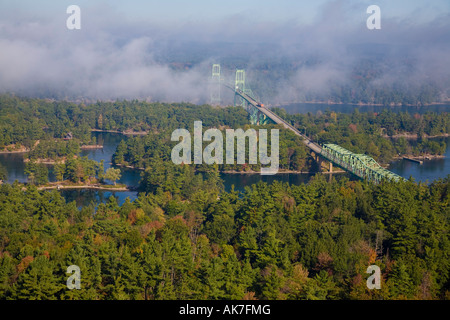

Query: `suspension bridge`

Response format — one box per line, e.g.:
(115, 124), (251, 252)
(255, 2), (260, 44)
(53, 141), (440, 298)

(209, 64), (403, 184)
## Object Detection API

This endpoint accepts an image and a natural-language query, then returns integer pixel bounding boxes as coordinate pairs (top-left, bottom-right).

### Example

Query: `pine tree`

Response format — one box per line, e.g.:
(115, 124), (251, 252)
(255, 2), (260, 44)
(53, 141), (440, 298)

(389, 260), (415, 299)
(54, 161), (65, 182)
(104, 168), (121, 185)
(12, 255), (63, 300)
(0, 254), (15, 298)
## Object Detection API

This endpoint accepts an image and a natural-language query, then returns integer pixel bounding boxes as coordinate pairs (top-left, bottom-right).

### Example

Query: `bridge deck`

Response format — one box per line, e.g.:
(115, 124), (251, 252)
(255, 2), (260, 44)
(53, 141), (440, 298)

(256, 105), (323, 154)
(233, 88), (322, 154)
(231, 86), (403, 183)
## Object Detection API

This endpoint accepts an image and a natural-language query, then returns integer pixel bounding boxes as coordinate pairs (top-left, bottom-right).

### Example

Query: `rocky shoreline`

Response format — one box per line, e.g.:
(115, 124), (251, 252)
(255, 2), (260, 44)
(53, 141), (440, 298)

(383, 133), (450, 139)
(37, 183), (131, 191)
(80, 144), (104, 149)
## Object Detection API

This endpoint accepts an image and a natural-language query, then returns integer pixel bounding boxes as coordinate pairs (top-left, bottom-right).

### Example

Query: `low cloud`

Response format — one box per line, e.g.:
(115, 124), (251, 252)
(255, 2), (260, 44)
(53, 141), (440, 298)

(0, 1), (448, 104)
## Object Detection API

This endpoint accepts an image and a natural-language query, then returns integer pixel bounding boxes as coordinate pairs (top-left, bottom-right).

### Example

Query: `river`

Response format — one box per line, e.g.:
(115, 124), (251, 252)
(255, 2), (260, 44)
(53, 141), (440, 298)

(0, 103), (449, 206)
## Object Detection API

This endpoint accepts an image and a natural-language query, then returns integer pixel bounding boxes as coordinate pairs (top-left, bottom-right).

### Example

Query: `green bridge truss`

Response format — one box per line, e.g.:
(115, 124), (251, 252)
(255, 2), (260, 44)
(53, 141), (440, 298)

(320, 144), (403, 184)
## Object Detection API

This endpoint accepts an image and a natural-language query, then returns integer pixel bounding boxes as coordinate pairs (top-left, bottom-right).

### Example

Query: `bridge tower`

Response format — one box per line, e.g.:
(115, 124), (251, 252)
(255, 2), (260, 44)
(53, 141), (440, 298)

(234, 69), (246, 108)
(210, 64), (221, 105)
(232, 69), (270, 125)
(235, 69), (245, 91)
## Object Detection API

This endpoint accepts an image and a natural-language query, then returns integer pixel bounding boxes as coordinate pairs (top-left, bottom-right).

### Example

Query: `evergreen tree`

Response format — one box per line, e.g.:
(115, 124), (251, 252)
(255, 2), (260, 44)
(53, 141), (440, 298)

(12, 255), (63, 300)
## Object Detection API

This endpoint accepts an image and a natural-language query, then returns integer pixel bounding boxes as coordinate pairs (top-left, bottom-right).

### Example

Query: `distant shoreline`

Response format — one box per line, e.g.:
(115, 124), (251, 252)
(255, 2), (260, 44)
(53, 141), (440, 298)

(383, 133), (450, 139)
(270, 101), (450, 108)
(392, 154), (445, 161)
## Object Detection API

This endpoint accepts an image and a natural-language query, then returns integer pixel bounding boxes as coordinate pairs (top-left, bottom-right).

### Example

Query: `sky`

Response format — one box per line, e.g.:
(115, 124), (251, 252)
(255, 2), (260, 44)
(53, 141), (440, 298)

(2, 0), (448, 23)
(0, 0), (449, 102)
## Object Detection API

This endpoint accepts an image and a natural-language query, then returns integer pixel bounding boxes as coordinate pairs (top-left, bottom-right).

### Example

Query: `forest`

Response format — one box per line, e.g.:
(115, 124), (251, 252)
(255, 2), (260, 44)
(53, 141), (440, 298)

(113, 125), (313, 175)
(0, 167), (449, 300)
(0, 94), (449, 300)
(0, 94), (249, 150)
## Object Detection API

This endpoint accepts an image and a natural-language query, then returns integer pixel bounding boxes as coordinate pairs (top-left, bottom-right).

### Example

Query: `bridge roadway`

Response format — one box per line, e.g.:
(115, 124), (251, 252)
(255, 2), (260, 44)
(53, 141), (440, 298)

(233, 88), (323, 154)
(232, 87), (403, 183)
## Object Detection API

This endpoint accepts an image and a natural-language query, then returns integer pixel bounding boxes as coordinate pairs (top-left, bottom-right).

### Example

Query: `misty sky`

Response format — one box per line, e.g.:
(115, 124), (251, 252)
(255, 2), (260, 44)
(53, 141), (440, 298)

(2, 0), (449, 23)
(0, 0), (449, 102)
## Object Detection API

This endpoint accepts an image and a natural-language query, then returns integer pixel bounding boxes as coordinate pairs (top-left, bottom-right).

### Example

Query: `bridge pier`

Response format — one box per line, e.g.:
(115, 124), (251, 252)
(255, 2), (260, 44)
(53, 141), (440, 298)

(313, 153), (334, 176)
(316, 155), (322, 172)
(328, 162), (333, 182)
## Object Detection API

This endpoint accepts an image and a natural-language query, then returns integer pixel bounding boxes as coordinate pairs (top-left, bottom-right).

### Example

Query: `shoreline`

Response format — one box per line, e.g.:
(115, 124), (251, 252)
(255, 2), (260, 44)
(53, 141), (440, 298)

(23, 158), (67, 164)
(220, 169), (344, 174)
(37, 184), (131, 192)
(91, 129), (148, 135)
(270, 101), (450, 108)
(114, 163), (145, 170)
(80, 145), (104, 149)
(114, 163), (345, 175)
(391, 154), (445, 161)
(0, 142), (104, 155)
(383, 133), (450, 139)
(0, 150), (30, 154)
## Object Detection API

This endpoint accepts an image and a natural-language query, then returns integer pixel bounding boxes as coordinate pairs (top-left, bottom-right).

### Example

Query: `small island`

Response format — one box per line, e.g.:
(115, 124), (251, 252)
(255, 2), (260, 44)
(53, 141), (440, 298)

(23, 153), (129, 192)
(36, 181), (129, 192)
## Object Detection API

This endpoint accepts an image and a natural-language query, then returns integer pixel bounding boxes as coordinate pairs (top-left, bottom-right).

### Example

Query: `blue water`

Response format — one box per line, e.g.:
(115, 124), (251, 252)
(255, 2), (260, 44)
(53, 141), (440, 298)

(388, 137), (450, 184)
